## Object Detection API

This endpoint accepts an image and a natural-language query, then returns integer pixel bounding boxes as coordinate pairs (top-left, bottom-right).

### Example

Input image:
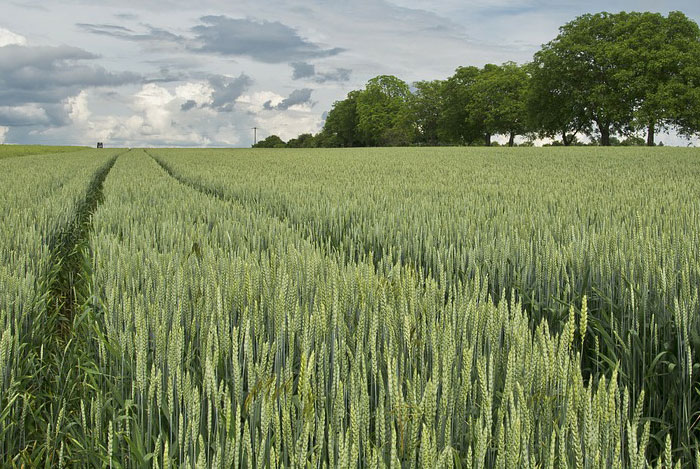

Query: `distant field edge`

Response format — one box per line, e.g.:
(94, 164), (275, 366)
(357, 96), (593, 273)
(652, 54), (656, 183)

(0, 144), (92, 160)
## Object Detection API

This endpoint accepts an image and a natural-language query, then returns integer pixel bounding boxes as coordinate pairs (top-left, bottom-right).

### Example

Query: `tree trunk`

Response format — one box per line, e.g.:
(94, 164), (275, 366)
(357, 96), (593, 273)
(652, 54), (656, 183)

(562, 132), (571, 146)
(599, 124), (611, 146)
(484, 133), (491, 146)
(647, 123), (655, 146)
(508, 132), (515, 147)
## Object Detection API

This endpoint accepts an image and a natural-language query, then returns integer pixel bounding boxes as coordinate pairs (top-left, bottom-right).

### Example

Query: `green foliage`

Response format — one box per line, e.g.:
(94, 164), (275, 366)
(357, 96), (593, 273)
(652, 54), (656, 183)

(530, 11), (700, 146)
(438, 66), (482, 145)
(410, 80), (444, 145)
(465, 62), (530, 146)
(528, 52), (591, 145)
(355, 75), (414, 146)
(0, 149), (122, 465)
(321, 90), (361, 147)
(252, 134), (287, 148)
(615, 11), (700, 144)
(533, 12), (637, 146)
(286, 133), (317, 148)
(319, 76), (415, 147)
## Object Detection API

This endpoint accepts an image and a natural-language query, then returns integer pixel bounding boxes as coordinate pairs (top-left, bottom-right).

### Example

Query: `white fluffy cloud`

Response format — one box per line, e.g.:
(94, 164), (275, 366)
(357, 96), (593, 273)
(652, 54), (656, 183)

(66, 91), (91, 123)
(0, 104), (51, 126)
(175, 81), (214, 105)
(237, 91), (322, 141)
(0, 28), (26, 47)
(132, 84), (175, 133)
(57, 82), (253, 146)
(0, 126), (8, 143)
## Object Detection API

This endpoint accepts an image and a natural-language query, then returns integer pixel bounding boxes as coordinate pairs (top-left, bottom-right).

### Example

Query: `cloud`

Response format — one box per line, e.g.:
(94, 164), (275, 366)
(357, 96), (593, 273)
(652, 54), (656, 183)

(291, 62), (315, 79)
(76, 23), (185, 49)
(90, 82), (255, 146)
(0, 43), (141, 128)
(66, 90), (91, 124)
(0, 45), (140, 104)
(291, 62), (352, 83)
(114, 13), (138, 21)
(207, 73), (253, 112)
(0, 104), (51, 126)
(169, 75), (252, 112)
(316, 68), (351, 83)
(78, 16), (346, 64)
(181, 99), (197, 111)
(0, 44), (97, 68)
(192, 16), (344, 63)
(9, 1), (49, 11)
(263, 88), (314, 111)
(238, 90), (323, 141)
(175, 81), (213, 102)
(0, 27), (27, 47)
(77, 23), (135, 35)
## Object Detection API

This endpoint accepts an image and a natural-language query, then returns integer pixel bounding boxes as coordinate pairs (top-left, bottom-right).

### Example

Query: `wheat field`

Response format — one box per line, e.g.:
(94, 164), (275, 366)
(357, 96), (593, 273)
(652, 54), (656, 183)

(1, 147), (699, 467)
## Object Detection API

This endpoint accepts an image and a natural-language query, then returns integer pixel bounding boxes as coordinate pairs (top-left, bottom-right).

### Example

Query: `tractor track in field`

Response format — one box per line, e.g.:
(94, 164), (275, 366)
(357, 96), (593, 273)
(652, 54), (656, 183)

(47, 150), (125, 332)
(143, 150), (552, 316)
(145, 149), (387, 269)
(19, 149), (126, 466)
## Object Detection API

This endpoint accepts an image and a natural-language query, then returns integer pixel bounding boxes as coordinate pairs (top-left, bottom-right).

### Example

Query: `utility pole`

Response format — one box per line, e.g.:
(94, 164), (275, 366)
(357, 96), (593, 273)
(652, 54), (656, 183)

(252, 127), (258, 146)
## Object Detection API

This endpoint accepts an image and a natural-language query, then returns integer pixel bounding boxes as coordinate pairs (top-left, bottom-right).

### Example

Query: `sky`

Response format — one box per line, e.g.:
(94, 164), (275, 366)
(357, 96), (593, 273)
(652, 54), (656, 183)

(0, 0), (699, 147)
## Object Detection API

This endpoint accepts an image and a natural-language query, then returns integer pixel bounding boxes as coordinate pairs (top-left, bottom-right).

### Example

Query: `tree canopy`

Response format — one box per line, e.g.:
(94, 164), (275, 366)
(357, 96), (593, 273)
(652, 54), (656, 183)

(465, 62), (530, 146)
(530, 11), (700, 146)
(252, 135), (286, 148)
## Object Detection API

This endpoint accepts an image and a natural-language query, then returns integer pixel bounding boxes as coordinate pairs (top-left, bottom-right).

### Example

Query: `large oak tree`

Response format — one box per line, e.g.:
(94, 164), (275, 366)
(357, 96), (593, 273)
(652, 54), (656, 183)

(355, 75), (413, 146)
(621, 11), (700, 145)
(465, 62), (530, 146)
(531, 11), (700, 146)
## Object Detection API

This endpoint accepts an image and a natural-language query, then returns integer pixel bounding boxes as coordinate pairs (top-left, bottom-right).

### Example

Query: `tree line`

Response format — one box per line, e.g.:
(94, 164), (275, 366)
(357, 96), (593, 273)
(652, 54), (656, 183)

(254, 11), (700, 148)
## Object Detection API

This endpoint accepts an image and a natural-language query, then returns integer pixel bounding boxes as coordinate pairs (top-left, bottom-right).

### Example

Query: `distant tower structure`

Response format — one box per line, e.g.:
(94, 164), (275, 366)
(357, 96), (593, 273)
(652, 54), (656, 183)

(97, 142), (104, 149)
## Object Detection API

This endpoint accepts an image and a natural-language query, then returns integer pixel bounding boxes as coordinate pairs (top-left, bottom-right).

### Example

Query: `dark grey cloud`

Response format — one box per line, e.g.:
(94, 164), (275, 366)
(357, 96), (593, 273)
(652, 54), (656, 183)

(144, 66), (190, 83)
(0, 45), (140, 105)
(290, 61), (351, 83)
(77, 23), (134, 34)
(78, 16), (346, 65)
(181, 99), (197, 111)
(77, 23), (185, 45)
(9, 1), (48, 11)
(0, 44), (141, 127)
(192, 16), (344, 63)
(316, 68), (351, 83)
(263, 88), (314, 111)
(208, 73), (253, 112)
(291, 62), (315, 80)
(0, 44), (97, 68)
(114, 13), (138, 21)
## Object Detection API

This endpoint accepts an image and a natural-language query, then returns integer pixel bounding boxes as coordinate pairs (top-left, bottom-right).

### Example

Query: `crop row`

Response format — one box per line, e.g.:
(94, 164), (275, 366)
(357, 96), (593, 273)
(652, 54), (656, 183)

(0, 149), (121, 464)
